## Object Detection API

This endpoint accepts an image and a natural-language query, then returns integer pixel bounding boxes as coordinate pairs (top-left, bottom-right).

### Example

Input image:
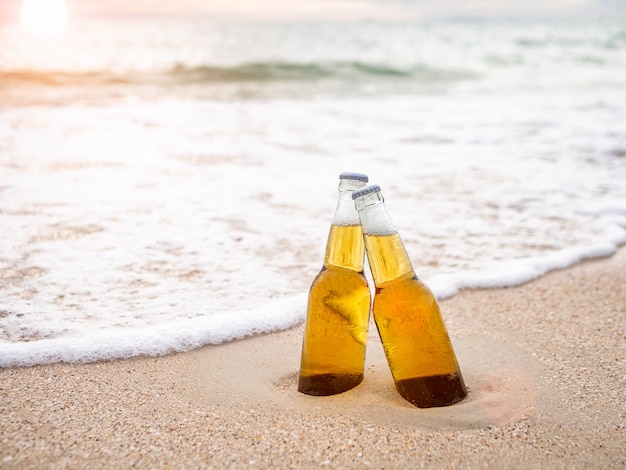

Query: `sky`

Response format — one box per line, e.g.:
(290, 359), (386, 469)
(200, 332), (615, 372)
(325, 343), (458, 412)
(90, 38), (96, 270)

(1, 0), (626, 23)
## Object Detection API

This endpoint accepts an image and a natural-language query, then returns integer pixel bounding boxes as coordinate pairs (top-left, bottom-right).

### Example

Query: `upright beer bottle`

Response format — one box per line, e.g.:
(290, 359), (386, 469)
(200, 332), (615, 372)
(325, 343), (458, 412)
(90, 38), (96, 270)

(352, 184), (467, 408)
(298, 172), (371, 396)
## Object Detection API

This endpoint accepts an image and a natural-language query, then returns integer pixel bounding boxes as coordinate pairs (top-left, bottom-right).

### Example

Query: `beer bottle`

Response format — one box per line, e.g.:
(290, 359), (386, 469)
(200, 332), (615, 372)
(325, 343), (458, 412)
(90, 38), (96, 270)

(298, 172), (372, 396)
(352, 184), (467, 408)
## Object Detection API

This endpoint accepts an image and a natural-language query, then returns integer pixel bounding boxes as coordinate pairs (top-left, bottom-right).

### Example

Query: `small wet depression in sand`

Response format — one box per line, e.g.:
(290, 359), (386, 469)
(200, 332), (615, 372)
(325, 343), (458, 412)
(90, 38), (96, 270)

(270, 332), (552, 431)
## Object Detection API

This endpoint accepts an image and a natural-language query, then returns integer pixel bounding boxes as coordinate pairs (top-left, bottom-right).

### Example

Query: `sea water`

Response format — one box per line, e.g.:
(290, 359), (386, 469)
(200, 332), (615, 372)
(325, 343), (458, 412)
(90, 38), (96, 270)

(1, 20), (625, 366)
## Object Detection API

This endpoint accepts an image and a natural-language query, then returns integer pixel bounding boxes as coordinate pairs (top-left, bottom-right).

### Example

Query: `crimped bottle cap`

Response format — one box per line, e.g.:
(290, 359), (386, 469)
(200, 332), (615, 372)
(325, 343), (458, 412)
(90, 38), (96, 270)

(339, 172), (369, 183)
(352, 184), (381, 200)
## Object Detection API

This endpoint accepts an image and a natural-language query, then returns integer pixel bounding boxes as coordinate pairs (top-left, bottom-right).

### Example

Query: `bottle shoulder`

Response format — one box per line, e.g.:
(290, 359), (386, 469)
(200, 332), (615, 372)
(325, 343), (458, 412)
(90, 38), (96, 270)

(311, 265), (369, 288)
(375, 273), (432, 295)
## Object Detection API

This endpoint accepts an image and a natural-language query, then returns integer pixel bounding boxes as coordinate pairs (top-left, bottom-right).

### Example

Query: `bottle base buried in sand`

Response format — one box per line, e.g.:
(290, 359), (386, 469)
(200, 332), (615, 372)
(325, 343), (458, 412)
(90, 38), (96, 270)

(395, 373), (467, 408)
(297, 262), (370, 396)
(298, 373), (364, 396)
(297, 173), (371, 398)
(352, 184), (469, 409)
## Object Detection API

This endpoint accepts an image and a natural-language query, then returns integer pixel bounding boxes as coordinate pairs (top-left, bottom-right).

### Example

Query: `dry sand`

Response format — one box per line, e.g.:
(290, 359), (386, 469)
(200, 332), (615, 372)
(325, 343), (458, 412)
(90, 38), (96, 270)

(1, 249), (625, 469)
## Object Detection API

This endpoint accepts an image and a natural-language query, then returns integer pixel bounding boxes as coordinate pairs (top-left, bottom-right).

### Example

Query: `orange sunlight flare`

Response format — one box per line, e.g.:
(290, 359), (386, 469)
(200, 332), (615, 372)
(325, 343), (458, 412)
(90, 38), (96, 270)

(20, 0), (68, 38)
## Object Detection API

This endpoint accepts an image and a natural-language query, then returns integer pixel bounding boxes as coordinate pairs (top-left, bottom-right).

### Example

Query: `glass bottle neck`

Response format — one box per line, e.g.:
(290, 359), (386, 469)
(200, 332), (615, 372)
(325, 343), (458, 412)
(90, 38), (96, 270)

(357, 199), (415, 285)
(324, 183), (366, 271)
(332, 180), (364, 226)
(324, 224), (365, 271)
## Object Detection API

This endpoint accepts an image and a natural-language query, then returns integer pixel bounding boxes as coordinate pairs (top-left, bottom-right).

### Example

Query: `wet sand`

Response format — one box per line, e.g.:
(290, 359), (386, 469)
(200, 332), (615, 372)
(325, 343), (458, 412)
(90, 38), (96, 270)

(1, 249), (625, 469)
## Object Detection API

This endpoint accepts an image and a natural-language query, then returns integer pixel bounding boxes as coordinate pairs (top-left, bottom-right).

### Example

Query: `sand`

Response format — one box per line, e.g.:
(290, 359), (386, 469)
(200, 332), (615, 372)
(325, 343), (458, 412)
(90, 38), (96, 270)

(1, 248), (625, 469)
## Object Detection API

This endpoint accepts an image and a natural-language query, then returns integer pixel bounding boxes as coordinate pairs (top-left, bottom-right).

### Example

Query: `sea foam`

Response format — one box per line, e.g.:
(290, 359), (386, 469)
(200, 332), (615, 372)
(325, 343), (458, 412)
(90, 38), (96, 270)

(1, 20), (625, 367)
(0, 295), (307, 367)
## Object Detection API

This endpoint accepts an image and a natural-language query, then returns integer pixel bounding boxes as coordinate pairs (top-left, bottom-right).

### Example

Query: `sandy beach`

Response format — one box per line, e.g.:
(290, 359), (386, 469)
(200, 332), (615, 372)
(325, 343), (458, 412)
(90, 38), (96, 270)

(3, 5), (626, 469)
(1, 248), (625, 469)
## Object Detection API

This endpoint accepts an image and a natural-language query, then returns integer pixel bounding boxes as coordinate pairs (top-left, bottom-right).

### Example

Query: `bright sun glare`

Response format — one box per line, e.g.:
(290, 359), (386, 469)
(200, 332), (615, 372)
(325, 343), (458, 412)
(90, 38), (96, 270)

(21, 0), (68, 38)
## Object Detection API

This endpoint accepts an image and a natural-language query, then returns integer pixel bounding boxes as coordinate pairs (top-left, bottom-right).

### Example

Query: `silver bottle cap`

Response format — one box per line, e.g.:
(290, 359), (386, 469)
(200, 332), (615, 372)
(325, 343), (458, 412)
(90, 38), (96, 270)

(352, 184), (381, 200)
(339, 172), (369, 183)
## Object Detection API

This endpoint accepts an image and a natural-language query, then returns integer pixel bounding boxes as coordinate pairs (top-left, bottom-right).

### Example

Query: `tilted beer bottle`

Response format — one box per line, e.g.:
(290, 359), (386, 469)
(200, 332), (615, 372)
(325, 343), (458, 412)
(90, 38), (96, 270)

(298, 172), (372, 396)
(352, 185), (467, 408)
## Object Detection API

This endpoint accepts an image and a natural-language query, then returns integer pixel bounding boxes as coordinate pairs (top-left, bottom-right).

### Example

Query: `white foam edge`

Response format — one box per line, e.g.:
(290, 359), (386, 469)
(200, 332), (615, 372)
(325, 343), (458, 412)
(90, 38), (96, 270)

(3, 219), (625, 368)
(0, 293), (307, 368)
(429, 240), (624, 301)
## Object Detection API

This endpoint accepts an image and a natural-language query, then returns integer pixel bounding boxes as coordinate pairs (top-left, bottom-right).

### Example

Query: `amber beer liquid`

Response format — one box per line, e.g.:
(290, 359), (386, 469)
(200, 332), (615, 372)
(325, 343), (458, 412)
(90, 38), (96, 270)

(353, 185), (467, 408)
(298, 173), (371, 396)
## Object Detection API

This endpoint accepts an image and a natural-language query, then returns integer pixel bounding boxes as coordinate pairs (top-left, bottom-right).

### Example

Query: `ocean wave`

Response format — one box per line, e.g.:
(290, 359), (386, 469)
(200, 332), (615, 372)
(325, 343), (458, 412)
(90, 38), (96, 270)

(168, 61), (476, 82)
(515, 27), (626, 50)
(0, 61), (477, 88)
